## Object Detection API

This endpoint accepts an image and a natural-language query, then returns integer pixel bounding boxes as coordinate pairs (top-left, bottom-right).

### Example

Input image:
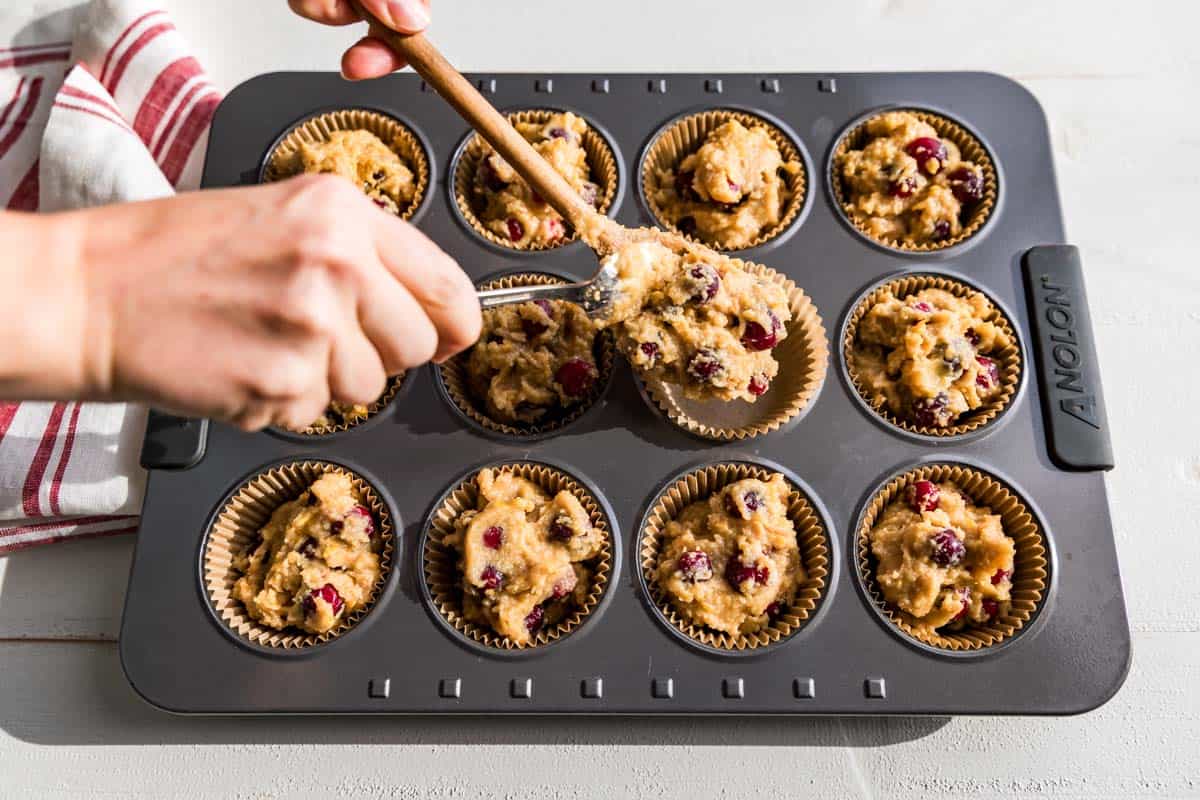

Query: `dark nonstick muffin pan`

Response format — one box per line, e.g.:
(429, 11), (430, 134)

(120, 72), (1126, 715)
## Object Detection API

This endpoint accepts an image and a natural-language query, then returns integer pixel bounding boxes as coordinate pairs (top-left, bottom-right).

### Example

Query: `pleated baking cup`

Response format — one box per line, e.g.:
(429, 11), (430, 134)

(452, 109), (619, 251)
(640, 462), (830, 652)
(438, 273), (616, 439)
(423, 462), (615, 651)
(830, 108), (999, 253)
(642, 108), (807, 251)
(282, 373), (406, 437)
(202, 460), (395, 651)
(842, 273), (1021, 438)
(855, 463), (1048, 653)
(263, 108), (430, 221)
(640, 260), (828, 441)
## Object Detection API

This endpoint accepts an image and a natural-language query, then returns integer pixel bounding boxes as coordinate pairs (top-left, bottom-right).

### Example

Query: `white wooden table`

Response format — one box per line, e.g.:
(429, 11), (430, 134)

(2, 1), (1198, 796)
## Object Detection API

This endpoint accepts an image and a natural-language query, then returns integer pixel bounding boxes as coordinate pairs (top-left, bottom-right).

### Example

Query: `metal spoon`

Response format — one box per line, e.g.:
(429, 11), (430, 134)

(477, 255), (619, 318)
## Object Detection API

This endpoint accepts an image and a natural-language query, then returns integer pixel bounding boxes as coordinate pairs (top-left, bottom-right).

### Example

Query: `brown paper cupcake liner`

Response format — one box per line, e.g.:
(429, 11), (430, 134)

(642, 109), (807, 251)
(831, 108), (998, 252)
(202, 460), (395, 650)
(640, 462), (829, 652)
(452, 108), (619, 251)
(283, 373), (406, 436)
(263, 108), (430, 222)
(641, 257), (828, 441)
(424, 462), (614, 650)
(438, 273), (616, 438)
(843, 274), (1021, 438)
(856, 463), (1048, 652)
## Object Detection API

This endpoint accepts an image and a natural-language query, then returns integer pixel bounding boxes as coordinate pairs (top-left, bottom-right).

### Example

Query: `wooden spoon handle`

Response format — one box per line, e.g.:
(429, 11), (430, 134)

(361, 21), (594, 229)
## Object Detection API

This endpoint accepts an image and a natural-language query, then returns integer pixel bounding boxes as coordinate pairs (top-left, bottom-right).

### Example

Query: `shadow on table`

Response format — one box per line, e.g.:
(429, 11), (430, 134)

(0, 642), (948, 747)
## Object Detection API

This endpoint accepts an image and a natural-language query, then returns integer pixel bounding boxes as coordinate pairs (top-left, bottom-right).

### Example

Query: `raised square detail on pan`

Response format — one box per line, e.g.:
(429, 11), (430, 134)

(793, 678), (815, 699)
(535, 79), (553, 94)
(865, 678), (886, 699)
(591, 78), (610, 94)
(818, 78), (837, 93)
(705, 79), (723, 93)
(477, 78), (496, 94)
(367, 678), (390, 699)
(652, 678), (674, 699)
(722, 677), (744, 699)
(511, 678), (533, 700)
(438, 678), (461, 699)
(581, 678), (603, 699)
(648, 79), (668, 94)
(761, 78), (780, 93)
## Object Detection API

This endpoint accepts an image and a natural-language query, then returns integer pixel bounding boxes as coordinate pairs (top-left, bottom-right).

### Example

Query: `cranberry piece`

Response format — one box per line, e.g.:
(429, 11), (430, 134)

(483, 525), (503, 550)
(687, 349), (724, 381)
(906, 137), (948, 173)
(982, 598), (1000, 619)
(741, 313), (780, 351)
(578, 181), (599, 206)
(547, 126), (571, 142)
(889, 176), (918, 198)
(303, 583), (344, 617)
(965, 328), (981, 346)
(947, 166), (984, 204)
(688, 263), (721, 304)
(724, 490), (763, 518)
(639, 341), (660, 364)
(931, 219), (952, 241)
(725, 556), (769, 587)
(371, 198), (388, 209)
(505, 218), (524, 242)
(726, 179), (742, 197)
(905, 480), (941, 512)
(522, 317), (548, 339)
(677, 550), (713, 582)
(544, 217), (565, 242)
(549, 518), (573, 541)
(674, 170), (697, 201)
(911, 392), (950, 427)
(480, 159), (507, 192)
(554, 357), (596, 397)
(348, 505), (375, 538)
(929, 529), (966, 567)
(329, 520), (343, 536)
(765, 601), (783, 618)
(480, 565), (504, 590)
(953, 588), (972, 621)
(748, 375), (770, 396)
(910, 300), (933, 313)
(991, 568), (1012, 586)
(676, 216), (698, 236)
(533, 299), (553, 317)
(976, 355), (999, 389)
(524, 604), (545, 634)
(299, 537), (318, 558)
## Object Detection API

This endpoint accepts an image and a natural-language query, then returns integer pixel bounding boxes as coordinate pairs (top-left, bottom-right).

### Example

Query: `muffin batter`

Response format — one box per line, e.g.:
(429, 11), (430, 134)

(307, 401), (370, 433)
(471, 112), (602, 248)
(838, 111), (985, 245)
(445, 468), (604, 644)
(602, 239), (791, 403)
(285, 129), (417, 214)
(466, 300), (600, 425)
(232, 471), (382, 635)
(851, 287), (1010, 428)
(869, 479), (1014, 632)
(656, 475), (803, 635)
(655, 119), (799, 249)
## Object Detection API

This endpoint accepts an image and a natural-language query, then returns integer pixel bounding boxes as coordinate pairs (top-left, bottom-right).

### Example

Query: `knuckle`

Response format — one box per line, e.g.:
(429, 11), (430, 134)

(247, 353), (318, 400)
(399, 319), (438, 368)
(270, 263), (339, 336)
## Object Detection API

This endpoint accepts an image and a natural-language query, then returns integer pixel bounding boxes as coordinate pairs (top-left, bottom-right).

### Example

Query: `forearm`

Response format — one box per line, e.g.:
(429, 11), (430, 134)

(0, 210), (95, 400)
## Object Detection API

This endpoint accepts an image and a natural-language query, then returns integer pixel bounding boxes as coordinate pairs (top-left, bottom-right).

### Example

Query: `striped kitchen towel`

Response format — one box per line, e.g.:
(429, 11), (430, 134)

(0, 0), (221, 554)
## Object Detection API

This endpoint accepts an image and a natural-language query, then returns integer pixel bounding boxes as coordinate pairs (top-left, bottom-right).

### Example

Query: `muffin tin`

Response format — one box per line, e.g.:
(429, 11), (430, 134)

(120, 72), (1126, 715)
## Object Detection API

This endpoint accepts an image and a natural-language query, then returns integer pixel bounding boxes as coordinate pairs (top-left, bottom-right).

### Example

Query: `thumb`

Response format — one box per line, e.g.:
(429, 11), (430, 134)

(358, 0), (430, 33)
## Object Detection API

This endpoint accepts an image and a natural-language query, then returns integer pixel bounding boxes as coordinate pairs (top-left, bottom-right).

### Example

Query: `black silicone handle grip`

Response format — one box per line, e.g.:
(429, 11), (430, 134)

(1022, 245), (1114, 471)
(139, 410), (208, 470)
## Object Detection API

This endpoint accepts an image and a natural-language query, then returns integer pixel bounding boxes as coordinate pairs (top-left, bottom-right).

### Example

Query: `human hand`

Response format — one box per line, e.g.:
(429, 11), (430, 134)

(287, 0), (431, 80)
(66, 175), (479, 430)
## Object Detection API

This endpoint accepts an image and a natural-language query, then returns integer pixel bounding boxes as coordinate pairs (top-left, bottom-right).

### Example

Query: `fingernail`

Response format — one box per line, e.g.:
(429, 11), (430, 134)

(387, 0), (430, 32)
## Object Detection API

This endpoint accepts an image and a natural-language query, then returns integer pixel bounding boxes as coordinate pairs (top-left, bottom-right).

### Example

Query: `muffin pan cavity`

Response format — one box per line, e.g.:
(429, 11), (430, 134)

(124, 72), (1125, 716)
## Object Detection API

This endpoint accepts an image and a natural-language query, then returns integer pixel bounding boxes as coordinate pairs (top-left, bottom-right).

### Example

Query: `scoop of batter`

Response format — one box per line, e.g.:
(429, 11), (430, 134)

(655, 119), (799, 249)
(851, 287), (1009, 428)
(445, 468), (604, 644)
(657, 474), (803, 635)
(838, 111), (985, 245)
(869, 479), (1014, 632)
(291, 129), (417, 214)
(232, 471), (382, 635)
(466, 299), (600, 425)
